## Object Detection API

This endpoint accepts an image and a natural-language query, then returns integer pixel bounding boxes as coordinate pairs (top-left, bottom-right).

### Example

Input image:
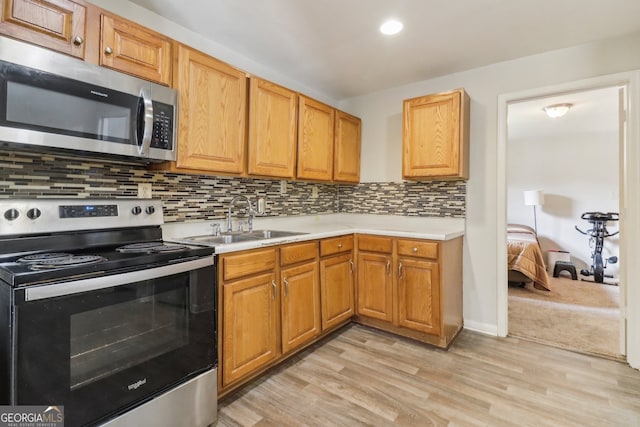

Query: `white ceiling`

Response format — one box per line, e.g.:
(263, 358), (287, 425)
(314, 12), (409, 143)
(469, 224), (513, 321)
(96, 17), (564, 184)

(508, 86), (620, 141)
(128, 0), (640, 100)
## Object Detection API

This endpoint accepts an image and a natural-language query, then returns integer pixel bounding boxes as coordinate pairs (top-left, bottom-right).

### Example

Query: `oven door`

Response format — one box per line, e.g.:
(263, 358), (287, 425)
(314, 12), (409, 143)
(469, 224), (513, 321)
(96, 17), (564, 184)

(11, 256), (216, 427)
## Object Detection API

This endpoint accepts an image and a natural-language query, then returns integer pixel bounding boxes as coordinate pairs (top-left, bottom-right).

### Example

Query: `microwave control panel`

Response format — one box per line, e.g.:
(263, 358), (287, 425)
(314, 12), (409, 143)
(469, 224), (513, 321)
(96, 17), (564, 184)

(151, 102), (174, 150)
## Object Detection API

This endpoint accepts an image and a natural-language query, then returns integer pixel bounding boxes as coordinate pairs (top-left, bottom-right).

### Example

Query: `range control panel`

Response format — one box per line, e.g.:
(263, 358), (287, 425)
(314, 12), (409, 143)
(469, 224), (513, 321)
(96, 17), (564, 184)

(59, 204), (118, 218)
(0, 199), (163, 236)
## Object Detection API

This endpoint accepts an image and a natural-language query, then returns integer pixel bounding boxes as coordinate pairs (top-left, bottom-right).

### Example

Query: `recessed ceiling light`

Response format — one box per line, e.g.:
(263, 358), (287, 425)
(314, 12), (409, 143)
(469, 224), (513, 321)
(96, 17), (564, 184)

(380, 19), (403, 35)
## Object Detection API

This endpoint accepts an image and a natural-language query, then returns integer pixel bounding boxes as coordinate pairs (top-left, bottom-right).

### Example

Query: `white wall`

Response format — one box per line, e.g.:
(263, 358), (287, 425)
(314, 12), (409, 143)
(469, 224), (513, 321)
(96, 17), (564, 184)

(88, 0), (339, 107)
(341, 31), (640, 333)
(507, 130), (620, 276)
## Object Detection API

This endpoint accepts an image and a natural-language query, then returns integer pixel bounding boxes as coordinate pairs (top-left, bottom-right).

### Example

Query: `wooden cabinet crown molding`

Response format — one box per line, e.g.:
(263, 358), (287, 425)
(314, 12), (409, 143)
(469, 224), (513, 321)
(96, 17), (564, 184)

(0, 0), (87, 58)
(402, 88), (470, 181)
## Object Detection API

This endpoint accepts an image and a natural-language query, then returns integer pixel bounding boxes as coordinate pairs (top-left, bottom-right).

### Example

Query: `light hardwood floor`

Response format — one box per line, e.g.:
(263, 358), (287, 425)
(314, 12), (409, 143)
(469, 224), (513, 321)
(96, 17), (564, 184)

(217, 324), (640, 426)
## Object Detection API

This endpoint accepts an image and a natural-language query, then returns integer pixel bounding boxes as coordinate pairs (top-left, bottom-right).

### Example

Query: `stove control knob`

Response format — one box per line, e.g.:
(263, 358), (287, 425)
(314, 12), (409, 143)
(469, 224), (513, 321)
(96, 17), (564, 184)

(4, 208), (19, 221)
(145, 206), (155, 215)
(132, 206), (142, 215)
(27, 208), (41, 220)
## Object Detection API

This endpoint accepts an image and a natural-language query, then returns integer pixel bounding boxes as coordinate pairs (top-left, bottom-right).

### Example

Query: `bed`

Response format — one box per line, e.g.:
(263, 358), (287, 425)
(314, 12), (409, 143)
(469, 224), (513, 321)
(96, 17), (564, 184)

(507, 224), (551, 291)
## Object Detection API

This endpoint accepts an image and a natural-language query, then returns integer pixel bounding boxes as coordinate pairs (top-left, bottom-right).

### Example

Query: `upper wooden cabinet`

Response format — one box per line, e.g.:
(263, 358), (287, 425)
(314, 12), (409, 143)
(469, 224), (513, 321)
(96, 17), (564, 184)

(0, 0), (87, 59)
(247, 78), (297, 178)
(297, 95), (334, 181)
(402, 88), (470, 180)
(172, 44), (247, 174)
(333, 110), (361, 183)
(99, 13), (172, 86)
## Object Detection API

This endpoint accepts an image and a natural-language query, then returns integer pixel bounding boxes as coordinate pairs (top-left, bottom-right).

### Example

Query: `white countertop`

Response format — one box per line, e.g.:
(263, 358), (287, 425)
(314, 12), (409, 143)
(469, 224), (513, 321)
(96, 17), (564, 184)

(162, 213), (465, 254)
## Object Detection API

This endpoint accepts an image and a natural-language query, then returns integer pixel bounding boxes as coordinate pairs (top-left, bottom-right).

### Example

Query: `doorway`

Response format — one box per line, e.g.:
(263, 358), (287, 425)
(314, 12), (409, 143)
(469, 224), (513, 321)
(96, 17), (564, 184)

(506, 86), (622, 357)
(496, 71), (640, 368)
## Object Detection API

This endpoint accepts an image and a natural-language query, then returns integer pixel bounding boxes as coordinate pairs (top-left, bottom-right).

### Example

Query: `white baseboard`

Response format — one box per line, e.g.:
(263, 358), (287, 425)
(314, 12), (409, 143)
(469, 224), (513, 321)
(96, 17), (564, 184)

(463, 320), (498, 336)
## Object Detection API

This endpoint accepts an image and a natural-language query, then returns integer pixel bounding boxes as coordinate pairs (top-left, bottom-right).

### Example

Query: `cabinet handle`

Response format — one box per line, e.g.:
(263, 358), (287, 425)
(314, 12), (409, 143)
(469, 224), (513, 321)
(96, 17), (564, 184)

(73, 35), (84, 46)
(271, 280), (277, 300)
(283, 277), (289, 296)
(349, 260), (354, 273)
(412, 247), (418, 253)
(398, 262), (404, 278)
(105, 46), (113, 55)
(337, 243), (343, 249)
(386, 259), (391, 275)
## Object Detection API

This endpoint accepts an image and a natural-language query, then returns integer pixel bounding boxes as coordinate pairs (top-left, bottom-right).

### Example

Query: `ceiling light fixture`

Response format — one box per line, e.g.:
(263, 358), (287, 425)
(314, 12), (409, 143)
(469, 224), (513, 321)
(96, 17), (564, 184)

(542, 103), (573, 118)
(380, 19), (403, 35)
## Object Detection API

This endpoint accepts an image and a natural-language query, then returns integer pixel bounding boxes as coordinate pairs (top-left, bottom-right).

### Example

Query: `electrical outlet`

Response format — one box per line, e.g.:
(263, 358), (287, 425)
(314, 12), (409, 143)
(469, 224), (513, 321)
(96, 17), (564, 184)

(280, 180), (287, 195)
(311, 186), (319, 199)
(138, 183), (152, 199)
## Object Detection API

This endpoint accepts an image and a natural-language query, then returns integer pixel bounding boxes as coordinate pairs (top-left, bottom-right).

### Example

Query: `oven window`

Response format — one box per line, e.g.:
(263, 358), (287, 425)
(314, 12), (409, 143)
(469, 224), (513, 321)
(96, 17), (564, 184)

(69, 283), (188, 391)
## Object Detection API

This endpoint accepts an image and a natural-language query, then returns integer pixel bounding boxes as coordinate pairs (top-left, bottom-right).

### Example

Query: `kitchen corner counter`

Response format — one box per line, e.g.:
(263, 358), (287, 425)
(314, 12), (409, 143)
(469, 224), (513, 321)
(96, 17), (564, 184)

(162, 213), (465, 254)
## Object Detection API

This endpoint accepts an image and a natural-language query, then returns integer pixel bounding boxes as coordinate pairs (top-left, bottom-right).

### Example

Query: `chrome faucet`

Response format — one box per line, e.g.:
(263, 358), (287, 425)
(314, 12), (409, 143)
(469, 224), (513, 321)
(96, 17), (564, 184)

(227, 195), (256, 232)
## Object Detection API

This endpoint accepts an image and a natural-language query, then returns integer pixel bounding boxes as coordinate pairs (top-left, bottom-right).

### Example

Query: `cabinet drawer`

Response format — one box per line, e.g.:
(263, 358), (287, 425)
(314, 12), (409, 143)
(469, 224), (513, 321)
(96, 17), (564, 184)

(397, 239), (439, 259)
(222, 248), (277, 281)
(357, 235), (392, 253)
(281, 241), (317, 266)
(320, 235), (353, 257)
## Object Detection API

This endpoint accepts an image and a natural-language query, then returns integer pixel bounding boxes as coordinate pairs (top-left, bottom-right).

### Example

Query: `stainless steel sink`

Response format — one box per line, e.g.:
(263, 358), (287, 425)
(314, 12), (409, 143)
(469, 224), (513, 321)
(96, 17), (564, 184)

(186, 234), (257, 244)
(182, 229), (306, 246)
(244, 229), (306, 239)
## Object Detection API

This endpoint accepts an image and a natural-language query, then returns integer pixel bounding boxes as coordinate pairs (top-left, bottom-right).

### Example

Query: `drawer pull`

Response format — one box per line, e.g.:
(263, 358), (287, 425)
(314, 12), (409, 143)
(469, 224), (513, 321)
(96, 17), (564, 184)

(73, 35), (84, 46)
(337, 243), (343, 248)
(412, 247), (418, 253)
(105, 46), (113, 55)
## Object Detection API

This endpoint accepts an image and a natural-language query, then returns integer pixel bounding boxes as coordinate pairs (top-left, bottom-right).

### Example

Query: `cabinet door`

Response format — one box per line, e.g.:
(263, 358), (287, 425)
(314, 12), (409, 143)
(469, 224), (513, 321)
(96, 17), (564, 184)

(356, 252), (393, 322)
(333, 110), (361, 183)
(0, 0), (86, 58)
(281, 261), (320, 354)
(297, 95), (334, 181)
(222, 272), (279, 386)
(397, 257), (441, 335)
(320, 253), (354, 330)
(248, 78), (297, 178)
(175, 44), (247, 174)
(402, 89), (469, 180)
(100, 14), (171, 86)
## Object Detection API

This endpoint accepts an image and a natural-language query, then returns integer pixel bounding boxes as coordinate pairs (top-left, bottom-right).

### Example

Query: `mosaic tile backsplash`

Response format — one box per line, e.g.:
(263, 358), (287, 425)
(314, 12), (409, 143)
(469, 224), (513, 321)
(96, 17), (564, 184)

(0, 150), (465, 221)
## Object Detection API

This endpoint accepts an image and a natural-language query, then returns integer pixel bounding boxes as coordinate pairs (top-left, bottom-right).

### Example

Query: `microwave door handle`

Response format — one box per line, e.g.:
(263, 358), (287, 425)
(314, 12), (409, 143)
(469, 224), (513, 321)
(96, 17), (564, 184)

(137, 87), (154, 156)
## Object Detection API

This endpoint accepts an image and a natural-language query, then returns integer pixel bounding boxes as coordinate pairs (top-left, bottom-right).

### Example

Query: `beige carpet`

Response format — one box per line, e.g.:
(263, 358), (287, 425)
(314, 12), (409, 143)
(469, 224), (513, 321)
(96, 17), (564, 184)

(508, 275), (621, 358)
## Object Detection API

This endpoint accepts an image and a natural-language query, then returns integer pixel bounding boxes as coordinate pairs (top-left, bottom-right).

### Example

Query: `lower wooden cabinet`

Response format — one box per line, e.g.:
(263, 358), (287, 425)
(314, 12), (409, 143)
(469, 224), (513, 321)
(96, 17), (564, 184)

(319, 236), (355, 330)
(354, 234), (462, 349)
(281, 260), (320, 353)
(219, 233), (462, 395)
(222, 270), (279, 386)
(219, 241), (322, 394)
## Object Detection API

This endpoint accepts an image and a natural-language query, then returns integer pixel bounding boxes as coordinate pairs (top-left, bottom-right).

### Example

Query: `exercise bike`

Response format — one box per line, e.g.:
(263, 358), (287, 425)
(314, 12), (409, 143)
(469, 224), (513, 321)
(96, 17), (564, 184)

(574, 212), (619, 284)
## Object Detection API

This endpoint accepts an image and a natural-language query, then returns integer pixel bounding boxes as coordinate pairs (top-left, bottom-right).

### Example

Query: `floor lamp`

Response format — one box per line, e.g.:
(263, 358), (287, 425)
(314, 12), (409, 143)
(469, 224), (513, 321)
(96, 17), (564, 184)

(524, 190), (544, 233)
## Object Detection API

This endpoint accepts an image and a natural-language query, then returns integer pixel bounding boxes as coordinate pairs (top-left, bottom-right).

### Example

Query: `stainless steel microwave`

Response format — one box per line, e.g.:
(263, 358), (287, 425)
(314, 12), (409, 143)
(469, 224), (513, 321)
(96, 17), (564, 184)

(0, 37), (177, 162)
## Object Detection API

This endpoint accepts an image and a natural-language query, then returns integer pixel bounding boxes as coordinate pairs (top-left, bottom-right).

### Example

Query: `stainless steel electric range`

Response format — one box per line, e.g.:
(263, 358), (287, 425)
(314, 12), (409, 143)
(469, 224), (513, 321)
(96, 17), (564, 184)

(0, 199), (217, 427)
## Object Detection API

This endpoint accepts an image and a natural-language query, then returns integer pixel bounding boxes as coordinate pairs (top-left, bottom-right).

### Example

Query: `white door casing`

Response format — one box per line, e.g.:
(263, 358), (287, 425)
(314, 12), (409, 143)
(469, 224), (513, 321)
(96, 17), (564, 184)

(496, 71), (640, 369)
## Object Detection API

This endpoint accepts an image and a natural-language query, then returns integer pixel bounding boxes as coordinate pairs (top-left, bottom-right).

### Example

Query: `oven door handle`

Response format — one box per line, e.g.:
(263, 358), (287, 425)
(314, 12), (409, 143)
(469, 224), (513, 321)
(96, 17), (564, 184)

(25, 256), (214, 301)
